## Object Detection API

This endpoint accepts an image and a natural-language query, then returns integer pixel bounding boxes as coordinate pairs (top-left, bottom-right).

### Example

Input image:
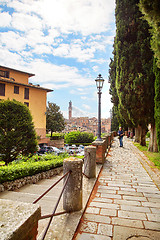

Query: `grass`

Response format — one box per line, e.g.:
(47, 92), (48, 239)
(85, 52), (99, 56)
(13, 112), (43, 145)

(133, 142), (160, 170)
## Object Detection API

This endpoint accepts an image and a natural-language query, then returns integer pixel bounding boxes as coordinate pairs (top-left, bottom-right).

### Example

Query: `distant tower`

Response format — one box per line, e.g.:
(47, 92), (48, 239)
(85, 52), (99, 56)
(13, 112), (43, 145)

(68, 101), (72, 120)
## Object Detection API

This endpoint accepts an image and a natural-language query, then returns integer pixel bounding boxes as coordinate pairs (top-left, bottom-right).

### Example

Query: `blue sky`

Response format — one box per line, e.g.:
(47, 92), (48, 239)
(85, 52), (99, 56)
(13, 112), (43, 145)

(0, 0), (115, 119)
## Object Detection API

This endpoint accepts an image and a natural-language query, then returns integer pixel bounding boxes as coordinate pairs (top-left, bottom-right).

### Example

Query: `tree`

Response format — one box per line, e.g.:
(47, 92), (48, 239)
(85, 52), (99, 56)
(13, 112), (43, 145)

(111, 106), (119, 132)
(139, 0), (160, 151)
(0, 99), (37, 164)
(46, 102), (65, 137)
(113, 0), (155, 146)
(153, 60), (160, 151)
(139, 0), (160, 68)
(108, 46), (133, 131)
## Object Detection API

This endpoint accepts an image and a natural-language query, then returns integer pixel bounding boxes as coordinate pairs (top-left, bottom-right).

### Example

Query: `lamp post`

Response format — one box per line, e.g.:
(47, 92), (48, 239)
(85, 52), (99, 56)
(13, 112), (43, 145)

(95, 74), (105, 141)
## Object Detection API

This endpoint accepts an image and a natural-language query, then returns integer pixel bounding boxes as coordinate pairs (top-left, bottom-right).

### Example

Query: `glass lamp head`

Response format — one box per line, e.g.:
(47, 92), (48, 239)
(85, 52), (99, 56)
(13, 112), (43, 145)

(95, 74), (104, 90)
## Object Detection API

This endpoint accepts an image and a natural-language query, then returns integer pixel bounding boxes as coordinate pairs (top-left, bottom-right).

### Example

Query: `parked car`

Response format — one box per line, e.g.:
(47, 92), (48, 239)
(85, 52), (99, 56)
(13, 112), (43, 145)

(68, 146), (80, 155)
(79, 145), (84, 149)
(37, 146), (52, 155)
(37, 146), (63, 155)
(76, 150), (84, 156)
(51, 146), (63, 155)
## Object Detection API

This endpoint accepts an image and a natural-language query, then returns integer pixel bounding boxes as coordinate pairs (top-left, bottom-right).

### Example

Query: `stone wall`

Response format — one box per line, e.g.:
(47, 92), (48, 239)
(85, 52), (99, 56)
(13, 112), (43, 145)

(49, 139), (64, 148)
(0, 199), (41, 240)
(0, 166), (63, 192)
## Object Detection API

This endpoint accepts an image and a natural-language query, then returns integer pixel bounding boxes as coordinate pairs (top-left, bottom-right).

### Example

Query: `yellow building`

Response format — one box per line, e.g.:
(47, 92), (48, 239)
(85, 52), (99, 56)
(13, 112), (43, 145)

(0, 65), (53, 139)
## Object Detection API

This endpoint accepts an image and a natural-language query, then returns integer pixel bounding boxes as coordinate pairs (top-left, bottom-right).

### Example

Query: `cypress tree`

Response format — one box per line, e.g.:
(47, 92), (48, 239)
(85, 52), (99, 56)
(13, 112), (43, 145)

(139, 0), (160, 151)
(114, 0), (155, 146)
(139, 0), (160, 67)
(153, 60), (160, 151)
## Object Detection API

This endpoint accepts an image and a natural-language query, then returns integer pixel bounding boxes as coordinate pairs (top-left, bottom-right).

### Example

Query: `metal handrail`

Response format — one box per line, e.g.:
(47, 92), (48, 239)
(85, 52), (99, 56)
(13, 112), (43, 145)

(41, 170), (71, 240)
(40, 211), (67, 220)
(33, 170), (70, 204)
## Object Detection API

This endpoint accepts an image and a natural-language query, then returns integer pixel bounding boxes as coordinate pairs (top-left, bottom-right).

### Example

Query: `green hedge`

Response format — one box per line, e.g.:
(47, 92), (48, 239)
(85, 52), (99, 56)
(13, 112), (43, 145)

(0, 154), (65, 184)
(67, 143), (92, 146)
(48, 132), (64, 140)
(65, 131), (94, 144)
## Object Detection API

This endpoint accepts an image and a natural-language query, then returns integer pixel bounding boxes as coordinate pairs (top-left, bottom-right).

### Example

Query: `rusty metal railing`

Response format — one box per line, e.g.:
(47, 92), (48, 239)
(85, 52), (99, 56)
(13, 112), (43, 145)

(33, 170), (72, 240)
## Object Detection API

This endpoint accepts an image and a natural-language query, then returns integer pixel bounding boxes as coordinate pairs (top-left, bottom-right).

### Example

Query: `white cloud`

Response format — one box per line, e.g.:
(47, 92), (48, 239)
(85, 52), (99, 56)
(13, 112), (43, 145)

(8, 0), (42, 15)
(0, 46), (26, 68)
(0, 31), (26, 51)
(0, 1), (115, 63)
(92, 66), (99, 72)
(32, 44), (52, 55)
(11, 12), (42, 32)
(70, 89), (88, 95)
(81, 96), (87, 100)
(0, 11), (11, 27)
(72, 105), (96, 118)
(82, 104), (91, 110)
(53, 41), (95, 62)
(53, 35), (112, 62)
(27, 60), (94, 88)
(0, 0), (115, 120)
(40, 0), (115, 35)
(7, 0), (115, 36)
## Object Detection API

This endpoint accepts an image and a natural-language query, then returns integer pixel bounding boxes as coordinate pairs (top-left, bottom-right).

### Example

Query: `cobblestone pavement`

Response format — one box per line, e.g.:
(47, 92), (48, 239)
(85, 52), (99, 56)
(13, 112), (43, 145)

(74, 137), (160, 240)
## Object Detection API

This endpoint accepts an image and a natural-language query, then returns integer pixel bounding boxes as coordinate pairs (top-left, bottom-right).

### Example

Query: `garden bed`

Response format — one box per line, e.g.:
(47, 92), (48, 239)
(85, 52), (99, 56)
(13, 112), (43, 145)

(0, 153), (66, 192)
(0, 166), (63, 192)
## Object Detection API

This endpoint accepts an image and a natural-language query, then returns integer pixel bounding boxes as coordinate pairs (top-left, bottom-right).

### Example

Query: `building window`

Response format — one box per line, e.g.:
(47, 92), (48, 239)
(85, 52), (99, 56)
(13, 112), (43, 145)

(0, 83), (5, 96)
(24, 102), (29, 107)
(24, 88), (29, 99)
(0, 70), (9, 78)
(14, 86), (19, 94)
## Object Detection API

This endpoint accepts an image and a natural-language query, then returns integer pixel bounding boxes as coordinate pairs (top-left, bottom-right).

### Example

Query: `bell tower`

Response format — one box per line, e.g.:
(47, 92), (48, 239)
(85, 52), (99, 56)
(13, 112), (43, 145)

(68, 100), (72, 120)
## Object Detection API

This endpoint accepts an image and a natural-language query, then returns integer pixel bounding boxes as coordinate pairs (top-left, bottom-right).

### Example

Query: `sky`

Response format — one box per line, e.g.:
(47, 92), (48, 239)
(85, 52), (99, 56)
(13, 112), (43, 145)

(0, 0), (115, 119)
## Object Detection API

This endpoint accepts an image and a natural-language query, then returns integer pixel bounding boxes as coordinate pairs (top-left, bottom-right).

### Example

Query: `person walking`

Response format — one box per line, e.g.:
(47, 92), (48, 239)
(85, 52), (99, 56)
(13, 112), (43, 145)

(118, 126), (124, 147)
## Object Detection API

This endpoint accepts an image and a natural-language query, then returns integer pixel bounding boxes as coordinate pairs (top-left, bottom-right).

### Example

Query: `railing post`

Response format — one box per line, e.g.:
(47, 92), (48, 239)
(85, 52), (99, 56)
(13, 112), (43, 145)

(63, 157), (83, 212)
(108, 134), (111, 148)
(84, 146), (96, 178)
(92, 140), (106, 164)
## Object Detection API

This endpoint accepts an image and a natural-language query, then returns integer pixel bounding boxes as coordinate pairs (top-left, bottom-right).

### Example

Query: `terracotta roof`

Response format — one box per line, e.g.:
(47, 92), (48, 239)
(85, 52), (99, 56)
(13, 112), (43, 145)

(0, 65), (35, 77)
(0, 77), (53, 92)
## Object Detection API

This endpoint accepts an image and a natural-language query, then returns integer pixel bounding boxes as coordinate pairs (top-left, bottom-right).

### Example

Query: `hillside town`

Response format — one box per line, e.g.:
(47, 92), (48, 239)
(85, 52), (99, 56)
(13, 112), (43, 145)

(64, 101), (111, 136)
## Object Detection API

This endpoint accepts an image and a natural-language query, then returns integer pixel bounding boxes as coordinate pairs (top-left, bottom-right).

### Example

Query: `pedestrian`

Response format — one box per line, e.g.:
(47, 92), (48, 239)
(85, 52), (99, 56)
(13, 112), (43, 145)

(118, 126), (124, 147)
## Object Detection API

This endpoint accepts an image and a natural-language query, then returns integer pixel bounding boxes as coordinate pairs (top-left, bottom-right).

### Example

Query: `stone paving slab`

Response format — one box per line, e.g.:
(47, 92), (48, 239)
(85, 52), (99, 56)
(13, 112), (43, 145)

(74, 137), (160, 240)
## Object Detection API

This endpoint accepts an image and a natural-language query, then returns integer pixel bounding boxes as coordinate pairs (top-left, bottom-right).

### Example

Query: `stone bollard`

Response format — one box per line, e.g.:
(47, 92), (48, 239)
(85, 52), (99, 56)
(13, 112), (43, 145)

(63, 157), (83, 212)
(102, 136), (108, 152)
(0, 199), (41, 240)
(107, 134), (111, 149)
(106, 136), (109, 151)
(84, 146), (96, 178)
(92, 140), (106, 164)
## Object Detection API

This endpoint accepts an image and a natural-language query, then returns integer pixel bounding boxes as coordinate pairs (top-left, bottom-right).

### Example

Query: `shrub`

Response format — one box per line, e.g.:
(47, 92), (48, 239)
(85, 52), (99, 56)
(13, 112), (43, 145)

(0, 99), (37, 165)
(50, 132), (64, 140)
(65, 131), (94, 144)
(0, 154), (65, 184)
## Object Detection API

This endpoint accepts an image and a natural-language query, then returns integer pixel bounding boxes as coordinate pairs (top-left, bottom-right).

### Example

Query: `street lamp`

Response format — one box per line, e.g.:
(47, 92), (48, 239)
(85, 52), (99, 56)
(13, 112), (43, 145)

(95, 74), (105, 141)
